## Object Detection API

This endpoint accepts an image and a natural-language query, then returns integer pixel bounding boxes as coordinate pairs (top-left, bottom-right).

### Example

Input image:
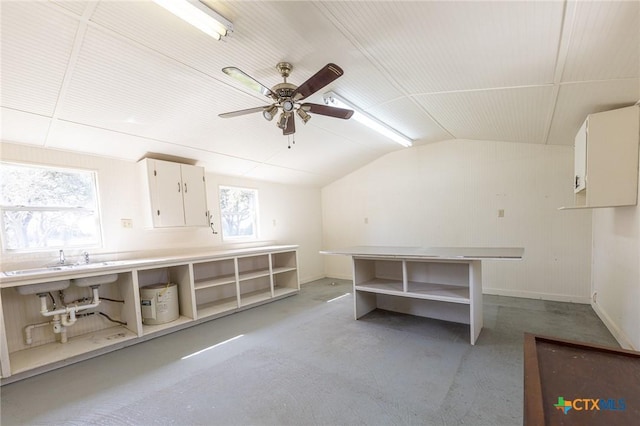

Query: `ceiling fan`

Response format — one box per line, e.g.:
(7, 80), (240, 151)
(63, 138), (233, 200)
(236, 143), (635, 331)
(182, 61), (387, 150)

(218, 62), (354, 137)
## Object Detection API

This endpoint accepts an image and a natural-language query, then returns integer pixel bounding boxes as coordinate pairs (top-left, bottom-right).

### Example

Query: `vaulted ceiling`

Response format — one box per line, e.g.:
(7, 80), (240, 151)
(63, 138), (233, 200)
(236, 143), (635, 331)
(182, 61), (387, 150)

(1, 1), (638, 186)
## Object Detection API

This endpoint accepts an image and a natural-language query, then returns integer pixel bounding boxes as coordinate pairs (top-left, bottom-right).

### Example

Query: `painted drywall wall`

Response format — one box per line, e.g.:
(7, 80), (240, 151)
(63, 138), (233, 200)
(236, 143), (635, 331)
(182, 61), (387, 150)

(591, 164), (640, 350)
(0, 142), (324, 283)
(322, 139), (593, 302)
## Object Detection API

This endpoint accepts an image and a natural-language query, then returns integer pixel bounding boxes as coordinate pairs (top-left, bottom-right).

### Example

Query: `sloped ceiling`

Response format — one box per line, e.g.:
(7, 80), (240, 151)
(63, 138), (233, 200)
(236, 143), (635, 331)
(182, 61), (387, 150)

(1, 0), (638, 187)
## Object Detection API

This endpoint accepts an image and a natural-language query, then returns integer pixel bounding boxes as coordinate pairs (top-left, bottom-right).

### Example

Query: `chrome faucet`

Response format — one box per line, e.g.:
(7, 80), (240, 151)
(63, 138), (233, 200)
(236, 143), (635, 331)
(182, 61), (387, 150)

(58, 249), (65, 265)
(83, 251), (90, 264)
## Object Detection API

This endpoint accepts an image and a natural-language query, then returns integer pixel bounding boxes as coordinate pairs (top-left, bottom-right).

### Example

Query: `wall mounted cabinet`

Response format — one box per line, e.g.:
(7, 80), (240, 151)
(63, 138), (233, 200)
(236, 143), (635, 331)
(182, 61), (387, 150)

(563, 105), (639, 209)
(139, 158), (209, 227)
(0, 245), (298, 384)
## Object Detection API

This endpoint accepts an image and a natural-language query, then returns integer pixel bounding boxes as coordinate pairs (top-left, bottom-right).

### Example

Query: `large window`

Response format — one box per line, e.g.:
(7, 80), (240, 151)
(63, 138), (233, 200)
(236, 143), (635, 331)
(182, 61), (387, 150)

(0, 162), (102, 251)
(219, 185), (259, 241)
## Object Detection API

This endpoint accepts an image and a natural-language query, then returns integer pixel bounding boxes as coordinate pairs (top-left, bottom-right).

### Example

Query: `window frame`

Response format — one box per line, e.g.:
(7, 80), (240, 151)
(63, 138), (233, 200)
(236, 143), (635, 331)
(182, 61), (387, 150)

(218, 185), (260, 242)
(0, 161), (104, 253)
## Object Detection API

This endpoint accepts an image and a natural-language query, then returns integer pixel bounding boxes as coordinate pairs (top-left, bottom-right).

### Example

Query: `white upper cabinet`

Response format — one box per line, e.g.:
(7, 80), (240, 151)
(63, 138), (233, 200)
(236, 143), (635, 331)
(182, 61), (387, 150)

(564, 105), (639, 209)
(139, 158), (209, 227)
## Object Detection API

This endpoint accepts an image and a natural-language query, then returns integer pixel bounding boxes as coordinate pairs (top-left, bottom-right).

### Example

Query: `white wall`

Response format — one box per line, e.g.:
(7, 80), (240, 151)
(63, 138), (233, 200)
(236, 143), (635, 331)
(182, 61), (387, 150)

(322, 139), (593, 302)
(0, 142), (324, 284)
(591, 164), (640, 350)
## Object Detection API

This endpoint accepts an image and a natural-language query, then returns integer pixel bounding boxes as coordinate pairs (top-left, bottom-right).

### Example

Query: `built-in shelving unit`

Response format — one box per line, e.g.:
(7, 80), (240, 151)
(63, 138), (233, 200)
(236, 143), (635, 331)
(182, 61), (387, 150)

(237, 254), (272, 307)
(193, 258), (238, 319)
(353, 257), (480, 343)
(322, 246), (524, 345)
(137, 264), (195, 336)
(0, 245), (299, 384)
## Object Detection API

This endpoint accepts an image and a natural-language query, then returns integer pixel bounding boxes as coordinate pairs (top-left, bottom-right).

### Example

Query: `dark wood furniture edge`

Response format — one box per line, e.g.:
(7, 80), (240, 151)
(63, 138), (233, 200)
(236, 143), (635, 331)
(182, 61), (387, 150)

(523, 333), (640, 426)
(524, 333), (545, 426)
(529, 333), (640, 357)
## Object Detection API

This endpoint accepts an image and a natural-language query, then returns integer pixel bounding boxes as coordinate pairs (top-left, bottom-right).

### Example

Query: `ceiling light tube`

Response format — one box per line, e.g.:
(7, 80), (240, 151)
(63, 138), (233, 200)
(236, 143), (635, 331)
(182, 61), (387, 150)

(323, 92), (413, 147)
(153, 0), (233, 40)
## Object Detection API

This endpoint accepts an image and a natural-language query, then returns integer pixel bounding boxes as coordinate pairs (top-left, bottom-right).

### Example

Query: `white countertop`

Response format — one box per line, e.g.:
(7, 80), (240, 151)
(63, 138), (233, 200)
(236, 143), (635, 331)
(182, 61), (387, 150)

(320, 246), (524, 260)
(1, 244), (298, 288)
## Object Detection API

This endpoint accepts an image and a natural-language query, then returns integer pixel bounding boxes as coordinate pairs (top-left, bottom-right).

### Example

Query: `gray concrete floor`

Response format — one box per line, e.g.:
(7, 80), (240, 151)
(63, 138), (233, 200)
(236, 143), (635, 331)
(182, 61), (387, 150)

(0, 278), (619, 425)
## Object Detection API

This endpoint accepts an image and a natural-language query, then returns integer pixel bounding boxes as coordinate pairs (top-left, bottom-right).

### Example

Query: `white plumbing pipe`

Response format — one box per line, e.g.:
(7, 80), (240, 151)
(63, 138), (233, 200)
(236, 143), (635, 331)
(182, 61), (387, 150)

(61, 308), (77, 327)
(38, 287), (101, 318)
(24, 321), (52, 345)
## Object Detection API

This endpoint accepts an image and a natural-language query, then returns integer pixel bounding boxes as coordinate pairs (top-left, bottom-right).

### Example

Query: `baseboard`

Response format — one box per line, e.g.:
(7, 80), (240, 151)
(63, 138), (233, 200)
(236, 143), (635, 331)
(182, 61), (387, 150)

(591, 301), (636, 351)
(299, 274), (327, 285)
(483, 287), (591, 304)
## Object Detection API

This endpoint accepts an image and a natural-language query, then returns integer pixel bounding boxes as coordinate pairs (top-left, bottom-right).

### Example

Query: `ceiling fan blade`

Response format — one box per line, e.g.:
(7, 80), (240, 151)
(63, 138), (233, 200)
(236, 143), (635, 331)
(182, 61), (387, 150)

(218, 106), (268, 118)
(283, 114), (295, 135)
(301, 103), (354, 119)
(292, 63), (344, 101)
(222, 67), (276, 98)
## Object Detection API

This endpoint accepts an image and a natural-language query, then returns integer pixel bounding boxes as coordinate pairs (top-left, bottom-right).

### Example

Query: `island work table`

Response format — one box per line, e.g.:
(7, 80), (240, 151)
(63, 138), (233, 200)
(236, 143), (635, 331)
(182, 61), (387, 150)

(321, 246), (524, 344)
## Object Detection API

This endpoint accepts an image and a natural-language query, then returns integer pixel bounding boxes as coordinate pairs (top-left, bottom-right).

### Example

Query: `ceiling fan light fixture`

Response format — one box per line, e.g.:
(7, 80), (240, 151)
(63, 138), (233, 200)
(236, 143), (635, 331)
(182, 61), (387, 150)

(297, 108), (311, 124)
(263, 105), (278, 121)
(323, 91), (413, 147)
(277, 112), (289, 129)
(153, 0), (233, 40)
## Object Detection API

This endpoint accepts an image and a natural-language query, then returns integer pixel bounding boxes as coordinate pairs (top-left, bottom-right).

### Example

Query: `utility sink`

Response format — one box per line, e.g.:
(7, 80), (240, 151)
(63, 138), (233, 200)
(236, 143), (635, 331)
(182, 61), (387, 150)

(2, 260), (130, 277)
(72, 273), (119, 287)
(15, 280), (70, 295)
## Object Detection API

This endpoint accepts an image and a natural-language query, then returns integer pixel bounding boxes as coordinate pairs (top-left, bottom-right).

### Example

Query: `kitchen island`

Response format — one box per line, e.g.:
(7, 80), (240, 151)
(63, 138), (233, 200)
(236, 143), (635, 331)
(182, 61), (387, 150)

(321, 246), (524, 344)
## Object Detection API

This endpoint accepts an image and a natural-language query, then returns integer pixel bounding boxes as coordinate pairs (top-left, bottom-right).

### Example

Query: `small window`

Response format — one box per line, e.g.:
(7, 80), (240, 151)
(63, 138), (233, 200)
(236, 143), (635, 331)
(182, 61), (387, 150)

(0, 162), (102, 251)
(219, 185), (259, 241)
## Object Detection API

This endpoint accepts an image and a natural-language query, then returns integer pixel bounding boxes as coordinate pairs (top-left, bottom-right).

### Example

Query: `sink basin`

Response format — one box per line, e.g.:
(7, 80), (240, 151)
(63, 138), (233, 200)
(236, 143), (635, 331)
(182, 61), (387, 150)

(72, 273), (119, 287)
(2, 261), (130, 277)
(15, 280), (70, 295)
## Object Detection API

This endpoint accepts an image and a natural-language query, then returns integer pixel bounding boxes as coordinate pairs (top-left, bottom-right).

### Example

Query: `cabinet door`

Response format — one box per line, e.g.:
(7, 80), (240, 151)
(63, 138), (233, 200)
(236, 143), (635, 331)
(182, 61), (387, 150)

(152, 160), (185, 227)
(574, 120), (587, 193)
(180, 164), (208, 226)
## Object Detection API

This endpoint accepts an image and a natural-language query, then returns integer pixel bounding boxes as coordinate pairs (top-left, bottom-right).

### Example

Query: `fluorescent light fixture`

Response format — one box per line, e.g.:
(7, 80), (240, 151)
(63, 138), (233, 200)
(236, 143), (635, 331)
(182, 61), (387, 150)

(323, 92), (413, 147)
(181, 334), (244, 359)
(153, 0), (233, 40)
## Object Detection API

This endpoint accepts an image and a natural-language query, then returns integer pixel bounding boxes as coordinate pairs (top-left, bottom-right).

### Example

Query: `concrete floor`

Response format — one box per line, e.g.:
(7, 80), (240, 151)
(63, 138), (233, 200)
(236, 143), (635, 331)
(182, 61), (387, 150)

(0, 278), (619, 425)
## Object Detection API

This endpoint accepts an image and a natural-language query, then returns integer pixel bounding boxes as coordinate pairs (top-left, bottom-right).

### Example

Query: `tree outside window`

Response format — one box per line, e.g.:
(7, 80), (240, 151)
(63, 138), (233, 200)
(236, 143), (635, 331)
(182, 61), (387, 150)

(0, 162), (102, 251)
(219, 186), (258, 240)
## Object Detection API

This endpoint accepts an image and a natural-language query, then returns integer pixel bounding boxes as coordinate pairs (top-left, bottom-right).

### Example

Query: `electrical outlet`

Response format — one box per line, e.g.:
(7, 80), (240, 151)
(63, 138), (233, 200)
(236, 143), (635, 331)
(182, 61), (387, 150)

(121, 218), (133, 228)
(498, 209), (505, 218)
(364, 217), (369, 224)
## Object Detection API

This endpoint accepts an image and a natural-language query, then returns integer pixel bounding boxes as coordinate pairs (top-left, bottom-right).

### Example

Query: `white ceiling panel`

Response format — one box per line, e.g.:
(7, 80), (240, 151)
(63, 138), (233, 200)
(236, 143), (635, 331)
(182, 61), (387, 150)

(562, 0), (640, 82)
(50, 1), (89, 16)
(0, 1), (79, 116)
(414, 86), (555, 144)
(320, 1), (564, 93)
(366, 97), (452, 144)
(0, 108), (51, 147)
(547, 79), (640, 146)
(1, 1), (638, 186)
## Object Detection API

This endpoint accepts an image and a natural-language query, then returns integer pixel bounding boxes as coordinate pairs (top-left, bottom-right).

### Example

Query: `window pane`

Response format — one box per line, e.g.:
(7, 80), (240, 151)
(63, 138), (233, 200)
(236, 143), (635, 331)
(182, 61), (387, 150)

(0, 162), (102, 251)
(0, 163), (96, 208)
(2, 209), (100, 249)
(219, 186), (258, 240)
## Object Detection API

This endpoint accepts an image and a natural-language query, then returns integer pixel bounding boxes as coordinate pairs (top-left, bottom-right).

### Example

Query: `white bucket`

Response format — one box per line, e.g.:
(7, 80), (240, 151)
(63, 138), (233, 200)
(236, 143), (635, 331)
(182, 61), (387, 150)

(140, 283), (179, 325)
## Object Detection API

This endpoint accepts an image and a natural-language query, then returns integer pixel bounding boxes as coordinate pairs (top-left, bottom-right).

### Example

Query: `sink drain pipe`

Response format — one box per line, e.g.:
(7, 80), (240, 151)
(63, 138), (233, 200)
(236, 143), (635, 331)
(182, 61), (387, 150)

(37, 285), (101, 341)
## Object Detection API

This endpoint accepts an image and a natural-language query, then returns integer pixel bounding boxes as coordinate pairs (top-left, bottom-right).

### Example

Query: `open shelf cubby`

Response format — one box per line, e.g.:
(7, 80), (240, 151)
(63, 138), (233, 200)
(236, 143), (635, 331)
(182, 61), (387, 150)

(137, 265), (194, 335)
